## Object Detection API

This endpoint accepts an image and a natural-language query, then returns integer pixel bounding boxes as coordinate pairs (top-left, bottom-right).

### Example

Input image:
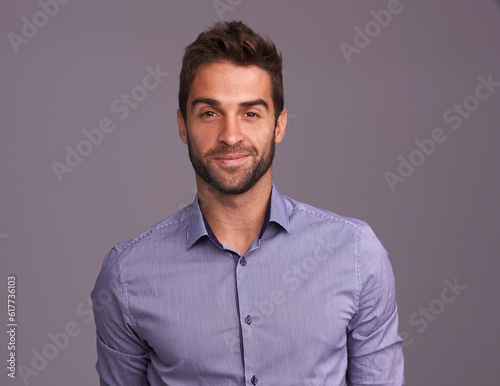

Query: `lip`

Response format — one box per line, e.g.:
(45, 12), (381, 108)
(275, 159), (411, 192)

(213, 154), (250, 166)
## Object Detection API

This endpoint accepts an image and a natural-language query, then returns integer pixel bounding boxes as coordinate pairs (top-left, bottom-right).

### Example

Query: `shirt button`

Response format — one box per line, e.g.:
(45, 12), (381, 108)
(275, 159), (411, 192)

(244, 315), (252, 325)
(251, 375), (258, 385)
(240, 258), (247, 266)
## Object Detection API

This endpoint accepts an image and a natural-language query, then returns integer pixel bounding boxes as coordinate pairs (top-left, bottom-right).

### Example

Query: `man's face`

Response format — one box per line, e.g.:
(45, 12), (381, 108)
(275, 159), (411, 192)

(178, 61), (286, 195)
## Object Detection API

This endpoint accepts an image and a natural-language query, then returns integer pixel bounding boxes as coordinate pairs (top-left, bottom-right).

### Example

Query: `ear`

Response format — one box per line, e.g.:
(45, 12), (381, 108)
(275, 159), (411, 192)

(274, 109), (287, 144)
(177, 109), (188, 144)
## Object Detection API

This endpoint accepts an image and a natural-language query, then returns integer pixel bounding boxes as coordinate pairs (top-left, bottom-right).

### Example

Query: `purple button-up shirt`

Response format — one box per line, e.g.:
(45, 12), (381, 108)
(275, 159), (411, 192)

(92, 184), (404, 385)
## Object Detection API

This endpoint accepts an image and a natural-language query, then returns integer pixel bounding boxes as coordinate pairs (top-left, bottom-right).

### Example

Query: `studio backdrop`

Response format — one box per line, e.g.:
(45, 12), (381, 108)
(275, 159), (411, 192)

(1, 0), (499, 385)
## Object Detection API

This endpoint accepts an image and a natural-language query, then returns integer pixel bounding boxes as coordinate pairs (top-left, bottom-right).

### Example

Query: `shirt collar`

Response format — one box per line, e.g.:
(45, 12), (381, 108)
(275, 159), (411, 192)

(268, 183), (290, 234)
(185, 183), (290, 249)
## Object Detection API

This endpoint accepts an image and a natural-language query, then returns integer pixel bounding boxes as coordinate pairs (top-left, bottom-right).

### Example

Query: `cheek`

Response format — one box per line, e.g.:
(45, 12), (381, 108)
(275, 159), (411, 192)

(187, 128), (208, 147)
(259, 130), (276, 149)
(190, 133), (220, 158)
(189, 137), (205, 155)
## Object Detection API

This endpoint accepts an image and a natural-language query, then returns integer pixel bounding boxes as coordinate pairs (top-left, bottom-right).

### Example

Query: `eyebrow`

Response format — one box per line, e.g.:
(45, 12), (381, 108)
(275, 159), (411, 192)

(191, 97), (220, 110)
(191, 97), (269, 111)
(239, 99), (269, 110)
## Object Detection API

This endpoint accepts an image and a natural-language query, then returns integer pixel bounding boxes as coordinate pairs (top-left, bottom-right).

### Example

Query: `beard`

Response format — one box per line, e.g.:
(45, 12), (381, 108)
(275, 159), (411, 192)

(186, 130), (275, 195)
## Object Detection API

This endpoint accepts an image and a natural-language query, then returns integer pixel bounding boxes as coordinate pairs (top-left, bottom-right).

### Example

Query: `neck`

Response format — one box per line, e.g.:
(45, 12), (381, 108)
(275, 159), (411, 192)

(196, 171), (273, 255)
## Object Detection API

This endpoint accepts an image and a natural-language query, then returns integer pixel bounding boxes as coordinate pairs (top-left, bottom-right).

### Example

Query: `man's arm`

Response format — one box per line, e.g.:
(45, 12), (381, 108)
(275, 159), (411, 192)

(91, 248), (150, 386)
(346, 224), (404, 385)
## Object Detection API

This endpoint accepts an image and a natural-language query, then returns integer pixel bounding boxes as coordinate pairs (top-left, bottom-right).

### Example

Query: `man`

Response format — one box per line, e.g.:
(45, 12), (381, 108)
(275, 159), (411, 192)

(92, 21), (404, 385)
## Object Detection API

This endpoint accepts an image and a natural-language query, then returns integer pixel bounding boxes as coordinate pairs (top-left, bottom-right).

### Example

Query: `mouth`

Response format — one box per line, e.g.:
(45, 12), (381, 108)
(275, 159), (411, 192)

(213, 154), (250, 166)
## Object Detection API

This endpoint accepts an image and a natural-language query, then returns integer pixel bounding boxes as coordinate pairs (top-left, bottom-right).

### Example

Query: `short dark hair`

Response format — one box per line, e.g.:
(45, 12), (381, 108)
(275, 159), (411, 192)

(178, 21), (284, 123)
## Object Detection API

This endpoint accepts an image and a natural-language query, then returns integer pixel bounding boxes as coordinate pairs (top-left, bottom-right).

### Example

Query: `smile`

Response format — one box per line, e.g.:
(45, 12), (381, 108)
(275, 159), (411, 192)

(213, 154), (250, 166)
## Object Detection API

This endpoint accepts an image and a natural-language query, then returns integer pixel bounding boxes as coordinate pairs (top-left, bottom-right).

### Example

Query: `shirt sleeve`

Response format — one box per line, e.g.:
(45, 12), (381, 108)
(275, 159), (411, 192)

(346, 224), (405, 385)
(91, 247), (151, 386)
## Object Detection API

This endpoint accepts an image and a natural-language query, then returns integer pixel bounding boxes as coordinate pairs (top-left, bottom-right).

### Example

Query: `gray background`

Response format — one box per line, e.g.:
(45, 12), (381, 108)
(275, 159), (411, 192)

(1, 0), (499, 384)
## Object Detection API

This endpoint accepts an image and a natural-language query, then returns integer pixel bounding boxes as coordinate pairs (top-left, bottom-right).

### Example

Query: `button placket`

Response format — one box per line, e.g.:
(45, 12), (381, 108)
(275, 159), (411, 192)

(236, 253), (260, 384)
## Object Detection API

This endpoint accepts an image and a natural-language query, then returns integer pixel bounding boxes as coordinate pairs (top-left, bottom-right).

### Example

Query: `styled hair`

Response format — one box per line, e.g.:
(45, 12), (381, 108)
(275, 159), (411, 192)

(178, 21), (284, 123)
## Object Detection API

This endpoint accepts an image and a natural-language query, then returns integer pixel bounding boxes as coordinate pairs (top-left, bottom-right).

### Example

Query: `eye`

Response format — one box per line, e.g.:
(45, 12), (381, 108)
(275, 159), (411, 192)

(201, 111), (218, 118)
(244, 112), (259, 118)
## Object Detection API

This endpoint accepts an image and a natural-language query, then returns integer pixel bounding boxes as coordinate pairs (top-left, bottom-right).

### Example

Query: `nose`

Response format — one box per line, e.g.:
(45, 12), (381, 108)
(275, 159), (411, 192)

(217, 115), (244, 147)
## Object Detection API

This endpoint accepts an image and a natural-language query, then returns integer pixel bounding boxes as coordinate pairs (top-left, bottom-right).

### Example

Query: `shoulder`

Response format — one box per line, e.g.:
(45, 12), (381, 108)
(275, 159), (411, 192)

(278, 192), (388, 266)
(114, 207), (188, 254)
(100, 204), (193, 271)
(280, 193), (367, 232)
(94, 205), (194, 303)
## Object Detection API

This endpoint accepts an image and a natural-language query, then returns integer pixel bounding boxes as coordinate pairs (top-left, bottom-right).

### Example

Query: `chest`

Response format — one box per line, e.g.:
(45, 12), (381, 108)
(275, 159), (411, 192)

(127, 240), (358, 376)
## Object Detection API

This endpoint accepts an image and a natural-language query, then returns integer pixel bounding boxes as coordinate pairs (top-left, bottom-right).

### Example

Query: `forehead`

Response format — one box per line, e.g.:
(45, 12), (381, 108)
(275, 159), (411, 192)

(189, 61), (273, 106)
